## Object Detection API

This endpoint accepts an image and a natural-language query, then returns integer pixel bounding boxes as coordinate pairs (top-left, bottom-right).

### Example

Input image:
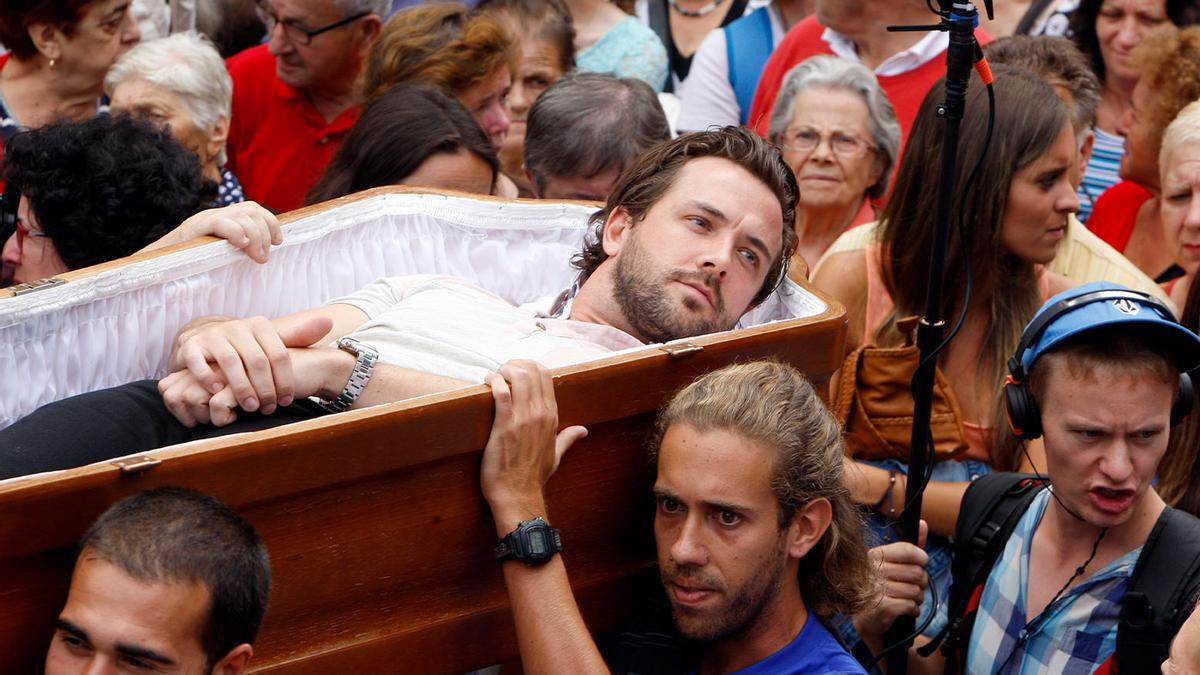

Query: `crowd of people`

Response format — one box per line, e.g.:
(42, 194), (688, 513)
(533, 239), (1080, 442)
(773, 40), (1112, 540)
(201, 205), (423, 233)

(5, 0), (1200, 672)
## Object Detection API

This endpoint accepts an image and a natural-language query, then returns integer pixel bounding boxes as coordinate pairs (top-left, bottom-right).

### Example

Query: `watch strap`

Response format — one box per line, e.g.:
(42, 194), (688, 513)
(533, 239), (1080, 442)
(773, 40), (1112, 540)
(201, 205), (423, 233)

(495, 517), (562, 565)
(321, 337), (378, 413)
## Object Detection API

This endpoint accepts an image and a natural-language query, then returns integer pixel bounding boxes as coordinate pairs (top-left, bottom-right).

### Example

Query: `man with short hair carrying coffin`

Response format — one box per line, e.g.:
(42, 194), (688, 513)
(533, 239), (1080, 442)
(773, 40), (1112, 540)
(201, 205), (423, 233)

(45, 487), (271, 675)
(0, 127), (799, 478)
(478, 359), (874, 674)
(864, 282), (1200, 673)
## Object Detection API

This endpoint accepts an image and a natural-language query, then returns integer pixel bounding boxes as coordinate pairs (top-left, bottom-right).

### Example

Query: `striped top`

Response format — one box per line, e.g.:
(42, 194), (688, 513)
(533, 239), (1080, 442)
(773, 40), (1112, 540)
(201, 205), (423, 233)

(1078, 128), (1125, 222)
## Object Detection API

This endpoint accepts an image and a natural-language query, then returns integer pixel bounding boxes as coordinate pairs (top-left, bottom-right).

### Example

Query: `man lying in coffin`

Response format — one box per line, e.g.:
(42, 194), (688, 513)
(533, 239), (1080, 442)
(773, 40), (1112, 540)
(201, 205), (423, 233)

(0, 127), (800, 477)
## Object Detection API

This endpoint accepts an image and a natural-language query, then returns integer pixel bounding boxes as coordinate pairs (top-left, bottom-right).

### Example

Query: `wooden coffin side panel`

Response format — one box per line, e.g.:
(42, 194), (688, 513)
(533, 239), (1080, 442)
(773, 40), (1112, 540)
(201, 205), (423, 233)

(0, 307), (845, 673)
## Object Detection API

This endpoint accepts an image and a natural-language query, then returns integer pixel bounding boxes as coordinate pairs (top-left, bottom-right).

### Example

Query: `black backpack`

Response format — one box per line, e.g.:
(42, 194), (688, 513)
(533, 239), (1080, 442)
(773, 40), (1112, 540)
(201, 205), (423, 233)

(929, 472), (1200, 673)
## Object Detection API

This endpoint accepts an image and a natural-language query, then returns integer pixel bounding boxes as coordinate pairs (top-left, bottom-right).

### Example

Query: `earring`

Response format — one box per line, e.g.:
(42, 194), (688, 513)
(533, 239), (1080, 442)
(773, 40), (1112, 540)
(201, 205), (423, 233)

(48, 58), (56, 69)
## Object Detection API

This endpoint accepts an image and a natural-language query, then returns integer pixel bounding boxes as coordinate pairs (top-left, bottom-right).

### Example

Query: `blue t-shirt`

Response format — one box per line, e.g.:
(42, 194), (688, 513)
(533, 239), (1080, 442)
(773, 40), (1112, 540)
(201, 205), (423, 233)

(726, 615), (866, 675)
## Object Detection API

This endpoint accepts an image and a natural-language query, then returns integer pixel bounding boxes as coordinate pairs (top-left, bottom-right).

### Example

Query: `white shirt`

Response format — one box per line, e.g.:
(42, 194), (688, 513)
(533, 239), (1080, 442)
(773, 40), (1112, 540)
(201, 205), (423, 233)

(822, 26), (947, 76)
(329, 276), (643, 383)
(676, 3), (785, 131)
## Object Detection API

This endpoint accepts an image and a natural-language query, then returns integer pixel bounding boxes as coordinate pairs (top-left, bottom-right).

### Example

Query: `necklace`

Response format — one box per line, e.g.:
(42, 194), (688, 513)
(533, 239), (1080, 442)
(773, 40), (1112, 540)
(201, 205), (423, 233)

(994, 526), (1109, 673)
(667, 0), (726, 18)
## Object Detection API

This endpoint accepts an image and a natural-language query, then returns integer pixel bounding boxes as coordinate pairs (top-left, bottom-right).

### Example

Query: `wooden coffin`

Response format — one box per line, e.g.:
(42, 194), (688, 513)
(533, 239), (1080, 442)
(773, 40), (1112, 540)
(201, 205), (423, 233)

(0, 188), (847, 672)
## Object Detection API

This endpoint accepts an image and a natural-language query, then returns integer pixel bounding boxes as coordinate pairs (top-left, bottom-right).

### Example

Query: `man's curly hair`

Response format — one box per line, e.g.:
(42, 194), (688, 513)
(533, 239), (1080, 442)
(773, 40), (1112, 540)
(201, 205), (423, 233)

(3, 115), (214, 270)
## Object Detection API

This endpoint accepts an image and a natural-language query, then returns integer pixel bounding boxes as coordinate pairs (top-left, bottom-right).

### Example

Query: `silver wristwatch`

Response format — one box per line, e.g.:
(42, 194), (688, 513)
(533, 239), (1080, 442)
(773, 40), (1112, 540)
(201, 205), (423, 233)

(320, 336), (379, 413)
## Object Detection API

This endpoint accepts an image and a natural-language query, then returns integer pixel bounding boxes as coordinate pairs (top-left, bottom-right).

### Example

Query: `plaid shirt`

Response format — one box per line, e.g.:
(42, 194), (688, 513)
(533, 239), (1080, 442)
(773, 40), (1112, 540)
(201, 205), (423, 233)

(966, 490), (1141, 674)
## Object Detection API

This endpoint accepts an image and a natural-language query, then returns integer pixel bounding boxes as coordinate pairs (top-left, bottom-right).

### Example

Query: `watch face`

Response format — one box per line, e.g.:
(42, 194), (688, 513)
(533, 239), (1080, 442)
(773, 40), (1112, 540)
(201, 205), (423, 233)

(528, 530), (547, 556)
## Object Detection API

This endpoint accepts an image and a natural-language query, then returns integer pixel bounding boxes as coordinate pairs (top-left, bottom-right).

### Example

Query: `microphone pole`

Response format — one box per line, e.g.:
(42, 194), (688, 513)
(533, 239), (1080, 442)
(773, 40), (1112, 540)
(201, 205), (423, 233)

(882, 2), (991, 673)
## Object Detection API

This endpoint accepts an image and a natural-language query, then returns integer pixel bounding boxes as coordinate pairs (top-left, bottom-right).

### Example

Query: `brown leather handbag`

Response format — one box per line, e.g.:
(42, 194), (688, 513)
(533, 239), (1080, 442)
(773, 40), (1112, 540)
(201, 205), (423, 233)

(832, 317), (970, 462)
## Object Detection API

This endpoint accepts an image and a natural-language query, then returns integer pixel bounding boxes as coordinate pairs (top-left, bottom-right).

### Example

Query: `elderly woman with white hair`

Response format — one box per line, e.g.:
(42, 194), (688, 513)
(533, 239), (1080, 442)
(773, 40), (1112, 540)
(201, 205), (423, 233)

(1159, 100), (1200, 311)
(768, 55), (900, 271)
(105, 31), (244, 206)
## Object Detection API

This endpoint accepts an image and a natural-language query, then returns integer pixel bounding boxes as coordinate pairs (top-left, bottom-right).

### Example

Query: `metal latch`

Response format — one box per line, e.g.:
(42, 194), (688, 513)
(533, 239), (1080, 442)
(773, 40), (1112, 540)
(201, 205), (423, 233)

(659, 342), (704, 358)
(111, 456), (162, 475)
(8, 277), (66, 296)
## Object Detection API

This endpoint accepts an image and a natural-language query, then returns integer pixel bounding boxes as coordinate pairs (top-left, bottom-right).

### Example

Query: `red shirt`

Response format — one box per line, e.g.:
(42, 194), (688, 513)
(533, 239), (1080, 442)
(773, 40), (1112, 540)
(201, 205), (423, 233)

(1087, 180), (1154, 252)
(0, 53), (13, 185)
(225, 45), (359, 213)
(747, 17), (989, 152)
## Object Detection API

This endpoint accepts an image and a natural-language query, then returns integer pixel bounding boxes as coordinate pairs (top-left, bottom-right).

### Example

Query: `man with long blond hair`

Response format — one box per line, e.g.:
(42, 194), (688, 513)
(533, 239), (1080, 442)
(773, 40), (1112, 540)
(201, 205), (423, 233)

(480, 359), (921, 673)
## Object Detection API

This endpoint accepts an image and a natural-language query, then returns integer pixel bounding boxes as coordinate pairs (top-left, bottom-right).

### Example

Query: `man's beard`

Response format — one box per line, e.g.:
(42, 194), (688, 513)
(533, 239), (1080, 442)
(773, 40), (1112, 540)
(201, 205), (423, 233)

(611, 234), (730, 343)
(659, 544), (788, 642)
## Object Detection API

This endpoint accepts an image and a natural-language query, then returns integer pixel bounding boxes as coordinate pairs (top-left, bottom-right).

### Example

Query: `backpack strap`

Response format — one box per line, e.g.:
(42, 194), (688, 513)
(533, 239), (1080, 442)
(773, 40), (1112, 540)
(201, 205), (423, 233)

(724, 6), (774, 125)
(1115, 506), (1200, 672)
(646, 0), (676, 92)
(925, 472), (1047, 670)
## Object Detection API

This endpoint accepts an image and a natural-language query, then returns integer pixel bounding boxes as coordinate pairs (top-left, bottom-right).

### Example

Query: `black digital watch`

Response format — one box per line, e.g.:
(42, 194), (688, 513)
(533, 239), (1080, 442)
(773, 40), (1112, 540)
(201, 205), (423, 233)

(494, 517), (562, 565)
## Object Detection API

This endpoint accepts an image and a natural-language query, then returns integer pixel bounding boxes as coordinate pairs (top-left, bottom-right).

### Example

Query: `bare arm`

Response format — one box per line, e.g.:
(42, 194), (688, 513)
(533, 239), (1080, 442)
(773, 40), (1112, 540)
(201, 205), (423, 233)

(479, 361), (607, 675)
(811, 249), (870, 354)
(161, 347), (474, 427)
(842, 458), (969, 539)
(166, 303), (369, 416)
(142, 202), (282, 263)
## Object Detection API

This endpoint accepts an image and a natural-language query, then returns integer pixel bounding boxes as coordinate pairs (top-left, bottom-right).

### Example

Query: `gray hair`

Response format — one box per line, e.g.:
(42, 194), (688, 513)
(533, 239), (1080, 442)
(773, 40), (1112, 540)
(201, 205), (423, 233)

(1160, 100), (1200, 178)
(104, 32), (233, 166)
(767, 55), (900, 199)
(524, 72), (672, 191)
(334, 0), (390, 17)
(984, 35), (1101, 144)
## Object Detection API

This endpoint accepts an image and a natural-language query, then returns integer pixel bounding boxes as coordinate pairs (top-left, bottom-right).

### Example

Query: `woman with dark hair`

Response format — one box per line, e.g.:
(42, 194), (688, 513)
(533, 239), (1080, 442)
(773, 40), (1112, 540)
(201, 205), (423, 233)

(1, 115), (280, 288)
(0, 0), (140, 162)
(1066, 0), (1197, 219)
(307, 84), (499, 204)
(478, 0), (575, 196)
(813, 66), (1079, 631)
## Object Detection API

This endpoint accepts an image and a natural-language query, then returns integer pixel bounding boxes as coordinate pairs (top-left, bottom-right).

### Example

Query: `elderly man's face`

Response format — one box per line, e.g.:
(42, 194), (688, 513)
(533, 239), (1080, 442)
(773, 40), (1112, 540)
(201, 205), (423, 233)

(262, 0), (374, 95)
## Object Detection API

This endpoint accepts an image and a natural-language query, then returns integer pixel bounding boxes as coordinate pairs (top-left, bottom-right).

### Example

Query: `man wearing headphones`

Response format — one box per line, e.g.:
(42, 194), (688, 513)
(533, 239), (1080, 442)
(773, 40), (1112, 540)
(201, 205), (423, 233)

(886, 281), (1200, 673)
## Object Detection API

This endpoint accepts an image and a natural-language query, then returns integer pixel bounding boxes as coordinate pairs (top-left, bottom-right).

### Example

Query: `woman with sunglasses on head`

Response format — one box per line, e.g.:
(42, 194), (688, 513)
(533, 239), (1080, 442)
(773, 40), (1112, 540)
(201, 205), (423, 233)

(766, 55), (899, 273)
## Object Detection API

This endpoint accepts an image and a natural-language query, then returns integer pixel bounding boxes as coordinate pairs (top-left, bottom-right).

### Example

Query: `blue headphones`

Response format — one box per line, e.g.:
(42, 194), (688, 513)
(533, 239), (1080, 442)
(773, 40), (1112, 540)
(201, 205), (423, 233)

(1004, 287), (1196, 440)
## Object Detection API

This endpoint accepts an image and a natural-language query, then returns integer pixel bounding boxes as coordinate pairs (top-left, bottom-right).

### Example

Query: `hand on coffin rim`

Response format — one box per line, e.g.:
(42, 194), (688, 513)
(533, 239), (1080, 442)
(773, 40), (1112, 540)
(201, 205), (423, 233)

(480, 360), (588, 534)
(144, 201), (283, 263)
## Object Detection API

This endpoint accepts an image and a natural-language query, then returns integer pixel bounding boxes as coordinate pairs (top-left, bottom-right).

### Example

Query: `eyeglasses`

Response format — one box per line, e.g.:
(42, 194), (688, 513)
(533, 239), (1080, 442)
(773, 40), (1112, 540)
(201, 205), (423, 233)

(780, 126), (876, 159)
(255, 1), (370, 45)
(14, 219), (49, 258)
